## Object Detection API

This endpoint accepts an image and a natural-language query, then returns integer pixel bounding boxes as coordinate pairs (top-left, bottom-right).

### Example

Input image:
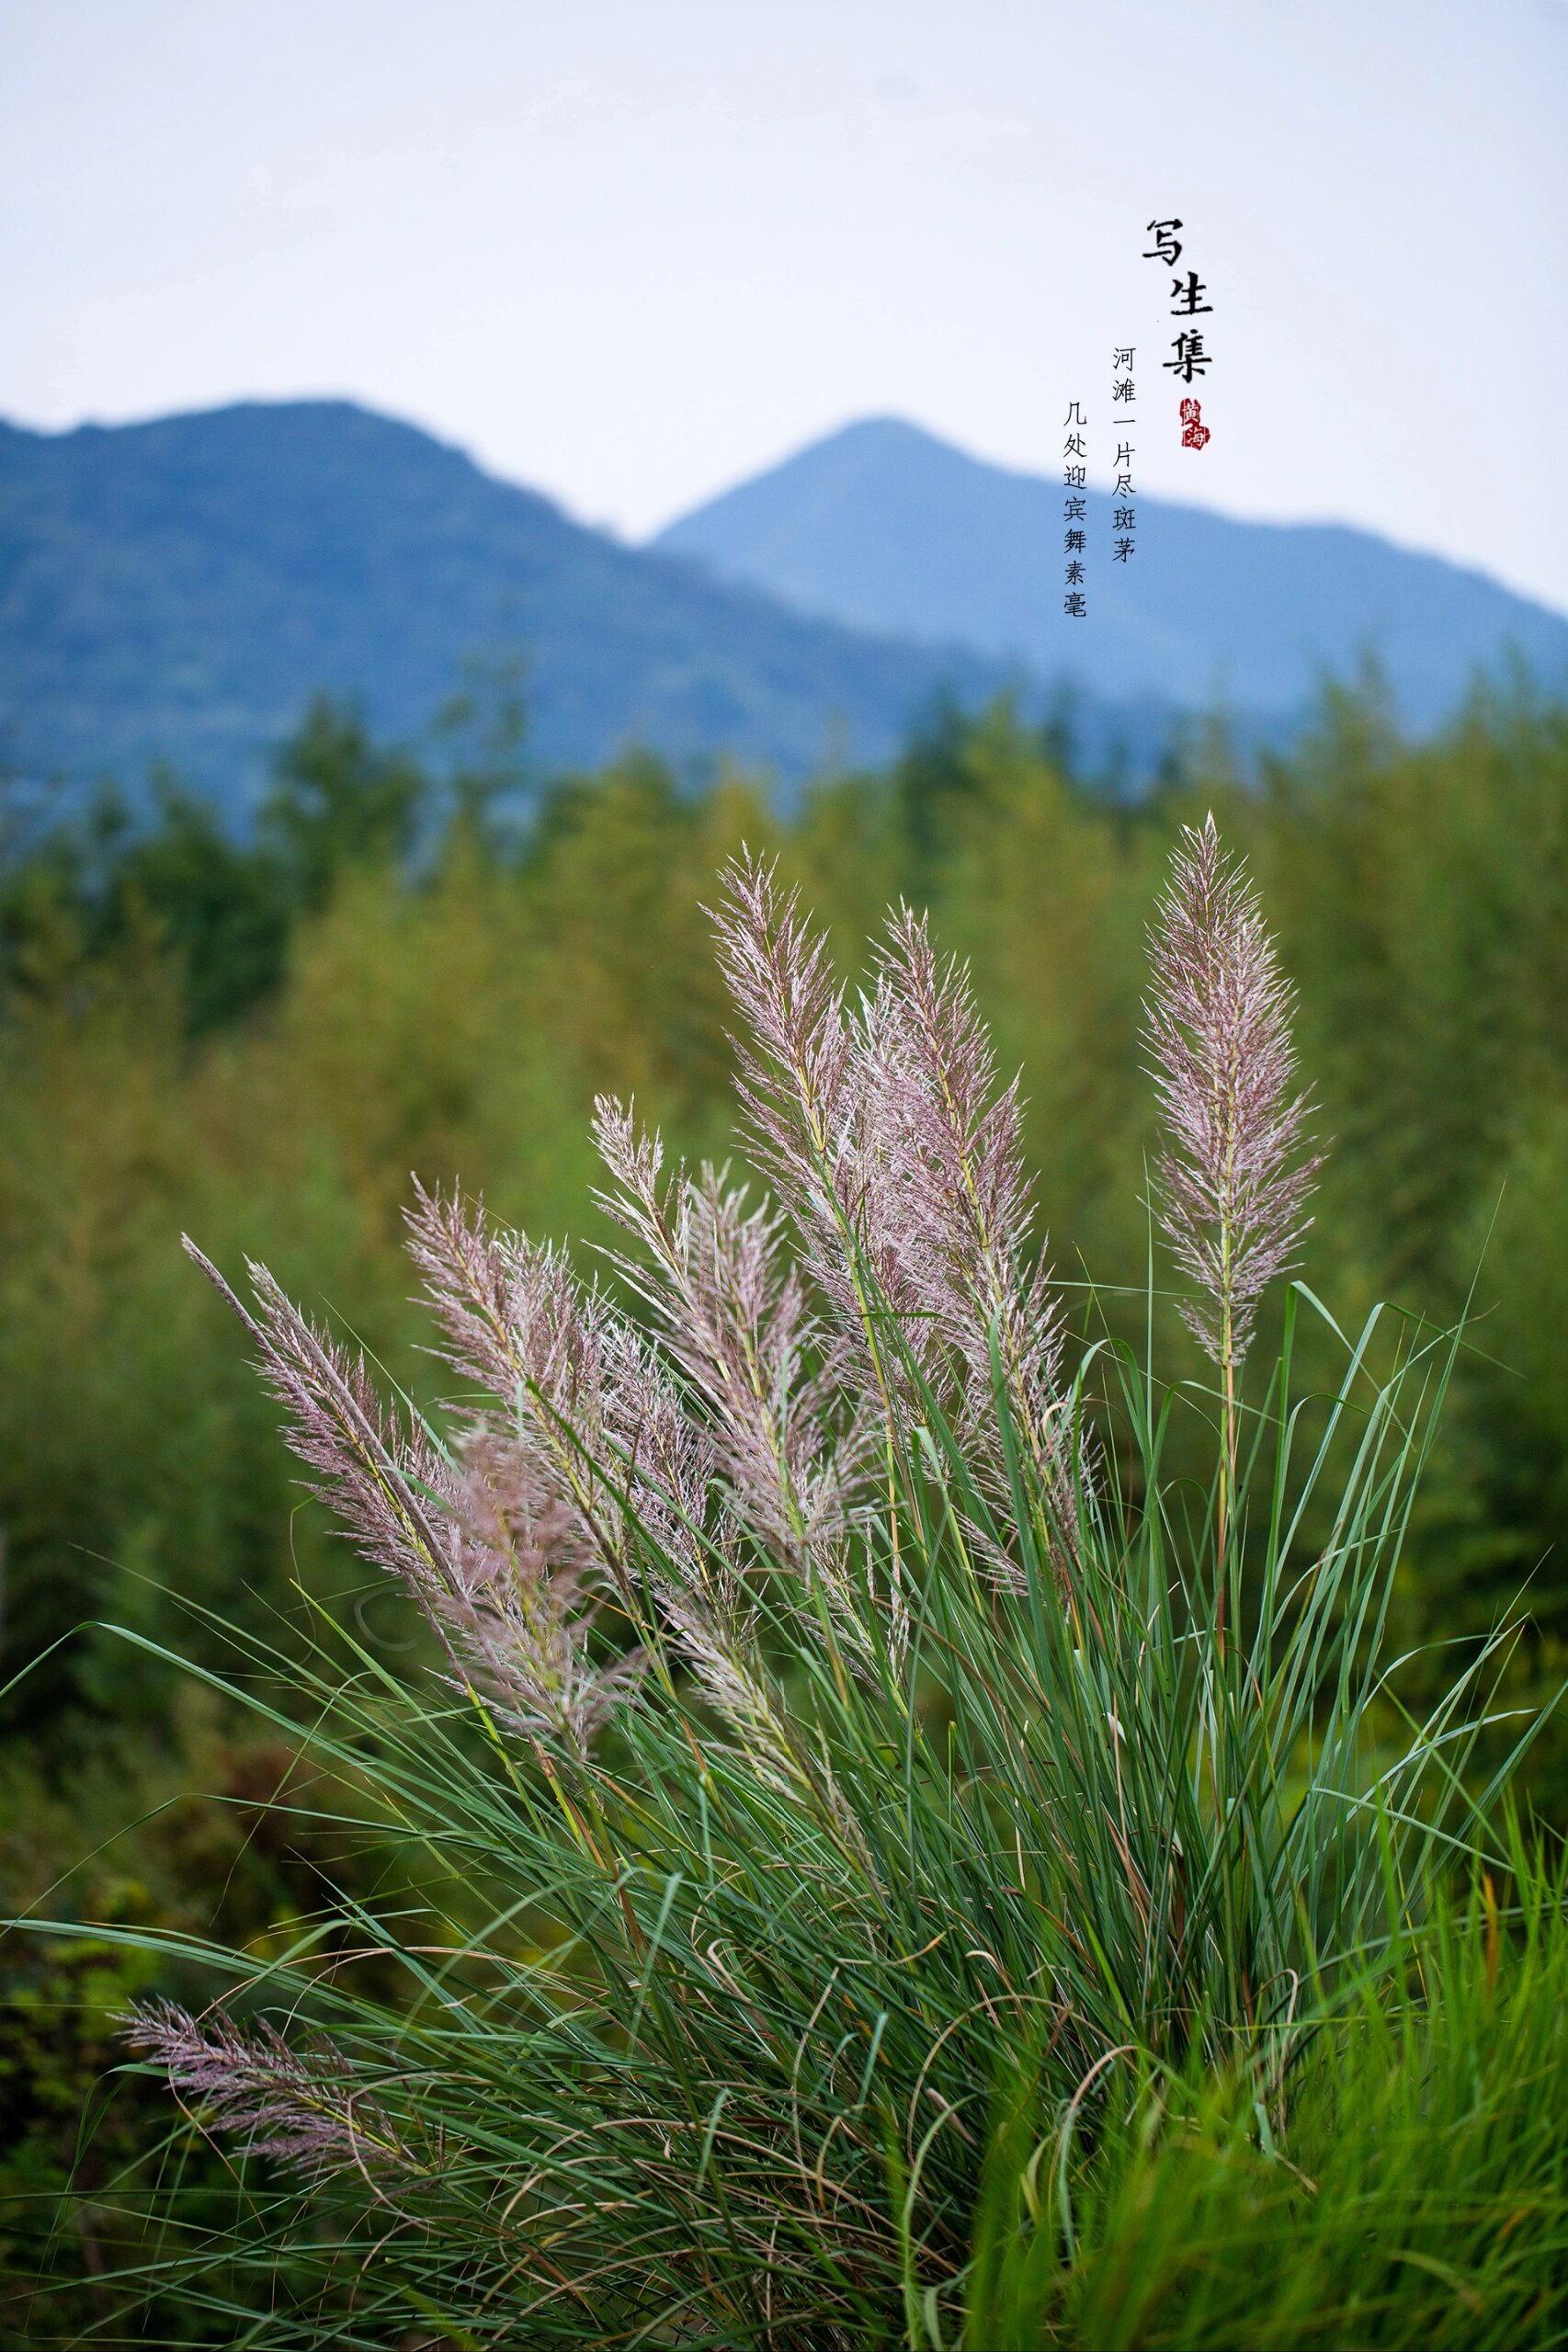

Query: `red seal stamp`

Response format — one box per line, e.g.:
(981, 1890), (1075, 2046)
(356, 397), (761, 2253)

(1179, 397), (1210, 450)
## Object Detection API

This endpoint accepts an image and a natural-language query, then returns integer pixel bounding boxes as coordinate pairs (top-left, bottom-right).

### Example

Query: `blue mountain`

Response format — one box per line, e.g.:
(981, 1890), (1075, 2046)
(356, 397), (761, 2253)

(0, 402), (1023, 808)
(653, 417), (1568, 732)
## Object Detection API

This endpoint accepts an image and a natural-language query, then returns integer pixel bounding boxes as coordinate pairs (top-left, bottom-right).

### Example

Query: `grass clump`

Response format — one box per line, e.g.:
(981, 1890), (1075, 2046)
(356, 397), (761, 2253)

(969, 1831), (1568, 2349)
(6, 824), (1557, 2346)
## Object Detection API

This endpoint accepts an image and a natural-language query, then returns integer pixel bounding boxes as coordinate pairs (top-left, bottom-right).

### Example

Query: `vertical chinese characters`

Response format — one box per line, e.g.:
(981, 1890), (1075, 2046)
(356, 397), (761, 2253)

(1111, 347), (1136, 565)
(1144, 217), (1213, 449)
(1063, 401), (1088, 617)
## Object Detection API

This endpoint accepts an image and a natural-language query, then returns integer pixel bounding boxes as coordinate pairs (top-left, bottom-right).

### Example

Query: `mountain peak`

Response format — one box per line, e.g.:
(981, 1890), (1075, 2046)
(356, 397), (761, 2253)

(654, 419), (1568, 727)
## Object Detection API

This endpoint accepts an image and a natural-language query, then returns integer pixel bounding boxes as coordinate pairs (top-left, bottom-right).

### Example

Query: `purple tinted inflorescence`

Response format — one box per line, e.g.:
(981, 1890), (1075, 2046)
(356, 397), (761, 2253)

(121, 2000), (414, 2179)
(1145, 814), (1319, 1369)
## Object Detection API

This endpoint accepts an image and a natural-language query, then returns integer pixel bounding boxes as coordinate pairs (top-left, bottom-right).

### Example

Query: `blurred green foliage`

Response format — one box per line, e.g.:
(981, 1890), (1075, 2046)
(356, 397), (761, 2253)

(6, 676), (1568, 1757)
(3, 673), (1568, 2324)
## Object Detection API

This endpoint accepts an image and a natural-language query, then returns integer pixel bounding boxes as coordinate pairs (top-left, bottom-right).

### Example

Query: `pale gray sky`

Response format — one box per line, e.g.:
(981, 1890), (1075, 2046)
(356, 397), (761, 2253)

(5, 0), (1566, 612)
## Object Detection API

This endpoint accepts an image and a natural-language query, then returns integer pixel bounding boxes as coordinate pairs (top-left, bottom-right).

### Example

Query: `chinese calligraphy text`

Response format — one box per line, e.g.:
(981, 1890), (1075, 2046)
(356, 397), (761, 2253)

(1063, 401), (1088, 616)
(1144, 215), (1215, 443)
(1110, 347), (1135, 566)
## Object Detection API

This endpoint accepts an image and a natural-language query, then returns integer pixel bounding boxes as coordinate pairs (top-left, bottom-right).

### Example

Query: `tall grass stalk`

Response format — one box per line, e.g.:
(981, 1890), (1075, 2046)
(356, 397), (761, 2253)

(6, 828), (1548, 2346)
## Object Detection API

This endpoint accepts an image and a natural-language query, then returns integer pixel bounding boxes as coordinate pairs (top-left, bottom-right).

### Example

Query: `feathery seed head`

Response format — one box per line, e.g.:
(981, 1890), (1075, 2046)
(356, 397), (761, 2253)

(1145, 813), (1320, 1369)
(121, 2000), (416, 2179)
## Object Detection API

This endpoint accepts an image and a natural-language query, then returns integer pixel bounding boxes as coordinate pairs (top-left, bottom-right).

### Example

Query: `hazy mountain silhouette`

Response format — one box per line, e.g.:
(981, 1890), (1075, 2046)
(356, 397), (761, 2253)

(0, 402), (1029, 807)
(653, 417), (1568, 729)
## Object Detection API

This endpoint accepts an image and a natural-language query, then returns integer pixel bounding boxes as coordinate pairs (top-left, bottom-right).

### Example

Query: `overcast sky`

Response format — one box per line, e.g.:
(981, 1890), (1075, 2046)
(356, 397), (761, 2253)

(5, 0), (1566, 613)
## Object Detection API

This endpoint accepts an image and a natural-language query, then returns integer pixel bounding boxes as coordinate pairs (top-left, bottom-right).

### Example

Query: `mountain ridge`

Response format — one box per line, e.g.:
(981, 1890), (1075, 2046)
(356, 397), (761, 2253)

(0, 400), (1033, 808)
(5, 400), (1558, 817)
(652, 415), (1568, 730)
